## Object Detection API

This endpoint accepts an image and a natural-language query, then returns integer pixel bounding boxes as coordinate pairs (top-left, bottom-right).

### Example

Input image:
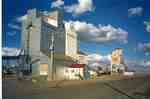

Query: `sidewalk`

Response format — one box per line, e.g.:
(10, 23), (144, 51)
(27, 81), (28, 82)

(4, 74), (150, 98)
(31, 75), (137, 88)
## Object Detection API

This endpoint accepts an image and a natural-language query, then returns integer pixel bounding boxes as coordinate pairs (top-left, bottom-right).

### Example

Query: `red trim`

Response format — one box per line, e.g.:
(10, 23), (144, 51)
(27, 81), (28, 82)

(70, 64), (84, 68)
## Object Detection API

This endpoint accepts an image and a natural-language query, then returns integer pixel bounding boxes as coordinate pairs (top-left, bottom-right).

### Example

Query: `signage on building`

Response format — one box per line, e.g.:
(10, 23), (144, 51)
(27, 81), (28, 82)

(65, 68), (84, 80)
(44, 16), (58, 27)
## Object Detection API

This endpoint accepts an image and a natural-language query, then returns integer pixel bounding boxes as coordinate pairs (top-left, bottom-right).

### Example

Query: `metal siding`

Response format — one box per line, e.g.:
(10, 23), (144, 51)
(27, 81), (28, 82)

(54, 29), (66, 54)
(29, 17), (41, 56)
(40, 20), (66, 55)
(21, 21), (28, 50)
(21, 9), (72, 80)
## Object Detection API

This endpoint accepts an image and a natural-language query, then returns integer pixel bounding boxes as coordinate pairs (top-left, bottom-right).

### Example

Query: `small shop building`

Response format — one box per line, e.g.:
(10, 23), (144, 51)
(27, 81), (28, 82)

(64, 64), (85, 80)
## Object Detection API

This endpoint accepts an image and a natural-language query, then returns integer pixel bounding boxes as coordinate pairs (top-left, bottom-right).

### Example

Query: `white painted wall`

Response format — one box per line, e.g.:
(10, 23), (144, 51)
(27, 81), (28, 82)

(65, 22), (78, 58)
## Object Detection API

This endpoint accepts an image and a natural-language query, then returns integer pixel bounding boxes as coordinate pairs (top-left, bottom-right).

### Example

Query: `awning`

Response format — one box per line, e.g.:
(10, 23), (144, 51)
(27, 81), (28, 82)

(70, 64), (85, 68)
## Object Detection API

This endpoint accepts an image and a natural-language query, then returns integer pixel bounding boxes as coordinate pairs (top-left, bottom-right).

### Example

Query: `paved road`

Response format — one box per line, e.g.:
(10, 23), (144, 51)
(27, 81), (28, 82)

(3, 76), (150, 99)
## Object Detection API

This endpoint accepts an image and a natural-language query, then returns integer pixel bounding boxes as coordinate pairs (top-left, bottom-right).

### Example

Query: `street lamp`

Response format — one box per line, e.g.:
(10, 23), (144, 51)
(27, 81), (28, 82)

(26, 23), (34, 74)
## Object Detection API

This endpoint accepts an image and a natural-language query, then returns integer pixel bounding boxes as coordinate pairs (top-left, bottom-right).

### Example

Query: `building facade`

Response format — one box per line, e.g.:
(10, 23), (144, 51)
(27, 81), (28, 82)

(110, 48), (125, 73)
(65, 22), (78, 60)
(21, 9), (78, 80)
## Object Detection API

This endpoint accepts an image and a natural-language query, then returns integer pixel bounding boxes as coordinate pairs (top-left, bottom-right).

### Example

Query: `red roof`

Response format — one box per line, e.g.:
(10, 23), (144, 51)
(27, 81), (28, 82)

(70, 64), (85, 68)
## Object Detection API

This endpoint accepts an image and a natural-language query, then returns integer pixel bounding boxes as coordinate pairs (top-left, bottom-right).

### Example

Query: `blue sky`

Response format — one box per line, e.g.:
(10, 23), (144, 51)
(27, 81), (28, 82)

(2, 0), (150, 62)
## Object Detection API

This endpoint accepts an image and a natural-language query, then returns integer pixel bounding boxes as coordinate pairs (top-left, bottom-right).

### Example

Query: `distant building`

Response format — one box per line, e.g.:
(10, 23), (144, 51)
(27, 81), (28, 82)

(21, 9), (78, 80)
(65, 64), (85, 80)
(2, 48), (22, 68)
(110, 48), (125, 73)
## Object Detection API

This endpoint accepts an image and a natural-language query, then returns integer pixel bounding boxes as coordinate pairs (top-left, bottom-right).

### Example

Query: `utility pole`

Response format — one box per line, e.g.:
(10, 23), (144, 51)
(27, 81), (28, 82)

(48, 31), (55, 80)
(26, 23), (33, 74)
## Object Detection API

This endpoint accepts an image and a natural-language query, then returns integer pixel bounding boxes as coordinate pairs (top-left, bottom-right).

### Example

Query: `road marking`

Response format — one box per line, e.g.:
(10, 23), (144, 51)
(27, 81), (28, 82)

(103, 82), (135, 99)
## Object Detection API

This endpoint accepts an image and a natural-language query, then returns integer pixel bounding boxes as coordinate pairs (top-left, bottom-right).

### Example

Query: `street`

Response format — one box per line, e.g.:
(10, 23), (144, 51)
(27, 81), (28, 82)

(3, 75), (150, 99)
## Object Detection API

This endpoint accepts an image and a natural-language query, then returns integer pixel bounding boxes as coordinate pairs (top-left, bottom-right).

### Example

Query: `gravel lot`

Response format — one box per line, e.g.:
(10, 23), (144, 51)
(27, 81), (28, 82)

(3, 75), (150, 99)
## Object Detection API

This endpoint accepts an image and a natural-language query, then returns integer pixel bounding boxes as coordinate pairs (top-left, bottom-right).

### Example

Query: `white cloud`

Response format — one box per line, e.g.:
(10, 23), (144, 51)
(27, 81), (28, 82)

(64, 0), (94, 16)
(127, 60), (150, 73)
(145, 52), (150, 57)
(7, 31), (17, 36)
(145, 61), (150, 66)
(144, 21), (150, 32)
(51, 0), (64, 8)
(82, 53), (111, 69)
(66, 20), (128, 43)
(8, 23), (20, 30)
(86, 54), (111, 62)
(7, 23), (20, 36)
(2, 47), (21, 56)
(16, 14), (27, 22)
(138, 42), (150, 56)
(128, 7), (143, 17)
(138, 42), (150, 52)
(146, 25), (150, 32)
(137, 60), (150, 67)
